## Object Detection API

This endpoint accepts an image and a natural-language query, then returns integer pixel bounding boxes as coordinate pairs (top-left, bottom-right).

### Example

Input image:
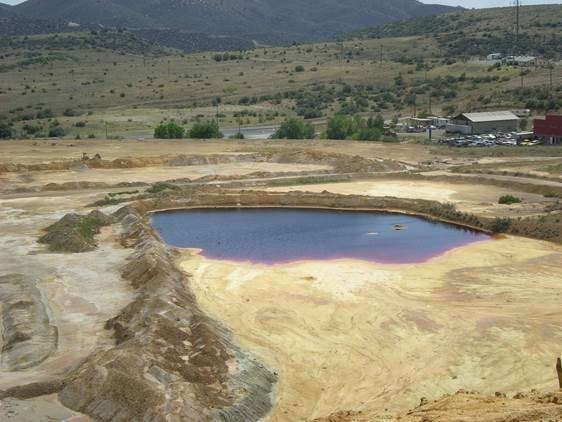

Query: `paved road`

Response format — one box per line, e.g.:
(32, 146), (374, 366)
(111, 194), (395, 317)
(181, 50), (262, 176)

(221, 125), (278, 140)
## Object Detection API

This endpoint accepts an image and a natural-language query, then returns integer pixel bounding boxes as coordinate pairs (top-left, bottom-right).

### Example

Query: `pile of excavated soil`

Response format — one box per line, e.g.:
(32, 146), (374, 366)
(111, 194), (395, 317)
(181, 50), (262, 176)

(38, 210), (115, 252)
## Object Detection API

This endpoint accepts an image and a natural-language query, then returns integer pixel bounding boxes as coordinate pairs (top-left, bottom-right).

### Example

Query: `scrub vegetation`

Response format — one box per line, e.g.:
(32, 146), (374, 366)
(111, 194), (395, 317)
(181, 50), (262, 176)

(0, 6), (560, 140)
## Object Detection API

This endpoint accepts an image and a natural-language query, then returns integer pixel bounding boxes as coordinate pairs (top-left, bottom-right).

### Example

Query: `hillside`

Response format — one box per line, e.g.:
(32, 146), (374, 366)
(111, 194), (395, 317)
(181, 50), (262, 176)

(13, 0), (458, 44)
(354, 4), (562, 58)
(0, 3), (13, 15)
(0, 14), (79, 38)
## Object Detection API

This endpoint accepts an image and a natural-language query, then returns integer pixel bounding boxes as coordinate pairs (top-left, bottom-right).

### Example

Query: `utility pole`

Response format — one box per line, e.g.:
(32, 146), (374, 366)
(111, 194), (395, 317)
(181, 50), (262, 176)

(515, 0), (520, 49)
(549, 63), (554, 92)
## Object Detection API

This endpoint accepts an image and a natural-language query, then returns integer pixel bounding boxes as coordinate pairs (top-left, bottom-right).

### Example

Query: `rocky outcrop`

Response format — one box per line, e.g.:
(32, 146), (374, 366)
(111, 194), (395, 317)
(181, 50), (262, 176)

(0, 274), (57, 371)
(58, 207), (276, 421)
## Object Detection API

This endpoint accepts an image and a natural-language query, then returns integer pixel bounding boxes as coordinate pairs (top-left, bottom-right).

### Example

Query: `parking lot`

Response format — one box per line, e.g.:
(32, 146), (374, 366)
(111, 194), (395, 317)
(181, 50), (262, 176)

(437, 132), (539, 147)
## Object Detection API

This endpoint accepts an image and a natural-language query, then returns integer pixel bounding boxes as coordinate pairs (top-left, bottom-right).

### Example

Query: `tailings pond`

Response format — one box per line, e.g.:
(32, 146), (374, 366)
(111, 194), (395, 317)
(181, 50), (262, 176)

(150, 208), (490, 264)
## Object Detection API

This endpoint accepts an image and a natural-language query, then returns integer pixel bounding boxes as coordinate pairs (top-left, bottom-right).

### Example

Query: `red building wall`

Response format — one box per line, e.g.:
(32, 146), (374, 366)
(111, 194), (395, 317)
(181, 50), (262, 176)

(534, 115), (562, 137)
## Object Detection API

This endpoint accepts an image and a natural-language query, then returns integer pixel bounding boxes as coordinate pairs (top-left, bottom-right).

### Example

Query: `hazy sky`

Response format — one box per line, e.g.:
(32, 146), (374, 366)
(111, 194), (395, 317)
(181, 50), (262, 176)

(1, 0), (561, 6)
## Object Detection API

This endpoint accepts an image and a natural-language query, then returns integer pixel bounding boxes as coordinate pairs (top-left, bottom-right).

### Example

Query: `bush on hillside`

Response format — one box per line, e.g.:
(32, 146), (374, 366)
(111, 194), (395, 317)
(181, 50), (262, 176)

(326, 115), (354, 140)
(0, 122), (14, 139)
(498, 195), (522, 205)
(154, 121), (185, 139)
(489, 217), (513, 233)
(48, 126), (65, 138)
(272, 118), (314, 139)
(188, 120), (222, 139)
(326, 114), (384, 141)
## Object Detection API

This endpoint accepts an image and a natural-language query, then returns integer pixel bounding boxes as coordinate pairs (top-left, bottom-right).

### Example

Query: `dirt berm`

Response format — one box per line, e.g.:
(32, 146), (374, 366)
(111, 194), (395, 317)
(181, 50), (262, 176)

(57, 206), (276, 421)
(313, 389), (562, 421)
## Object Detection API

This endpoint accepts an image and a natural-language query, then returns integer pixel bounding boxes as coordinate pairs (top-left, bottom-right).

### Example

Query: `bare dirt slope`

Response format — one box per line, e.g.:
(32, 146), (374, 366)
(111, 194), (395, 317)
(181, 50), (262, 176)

(313, 390), (562, 421)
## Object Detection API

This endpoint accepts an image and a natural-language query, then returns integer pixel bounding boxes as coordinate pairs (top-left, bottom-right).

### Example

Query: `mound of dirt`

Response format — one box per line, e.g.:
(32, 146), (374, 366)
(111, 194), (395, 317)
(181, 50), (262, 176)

(313, 390), (562, 421)
(262, 150), (404, 173)
(38, 210), (115, 253)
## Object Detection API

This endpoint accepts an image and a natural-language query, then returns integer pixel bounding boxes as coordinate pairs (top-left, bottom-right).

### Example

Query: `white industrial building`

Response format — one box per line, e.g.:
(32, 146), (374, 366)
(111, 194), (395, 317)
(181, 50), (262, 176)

(446, 111), (520, 135)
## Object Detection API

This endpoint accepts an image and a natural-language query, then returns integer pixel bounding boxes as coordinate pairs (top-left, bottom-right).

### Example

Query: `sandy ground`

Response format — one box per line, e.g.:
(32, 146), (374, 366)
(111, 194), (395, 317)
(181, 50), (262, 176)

(0, 394), (88, 421)
(179, 236), (562, 421)
(1, 139), (561, 420)
(268, 179), (553, 217)
(0, 193), (134, 390)
(0, 139), (435, 166)
(0, 162), (330, 190)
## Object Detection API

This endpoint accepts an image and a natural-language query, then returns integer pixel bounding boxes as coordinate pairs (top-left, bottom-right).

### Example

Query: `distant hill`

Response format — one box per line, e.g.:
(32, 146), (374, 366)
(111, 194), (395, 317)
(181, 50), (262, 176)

(13, 0), (459, 44)
(353, 4), (562, 58)
(0, 9), (79, 37)
(0, 3), (14, 16)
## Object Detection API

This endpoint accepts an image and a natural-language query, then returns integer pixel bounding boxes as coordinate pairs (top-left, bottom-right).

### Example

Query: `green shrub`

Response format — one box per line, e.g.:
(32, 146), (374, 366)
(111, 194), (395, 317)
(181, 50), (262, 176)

(326, 115), (354, 140)
(355, 127), (382, 141)
(295, 65), (305, 72)
(326, 114), (384, 141)
(36, 109), (54, 119)
(154, 121), (185, 139)
(147, 182), (179, 194)
(48, 126), (65, 138)
(189, 120), (222, 139)
(0, 122), (13, 139)
(273, 118), (314, 139)
(63, 108), (79, 117)
(498, 195), (522, 205)
(489, 218), (513, 233)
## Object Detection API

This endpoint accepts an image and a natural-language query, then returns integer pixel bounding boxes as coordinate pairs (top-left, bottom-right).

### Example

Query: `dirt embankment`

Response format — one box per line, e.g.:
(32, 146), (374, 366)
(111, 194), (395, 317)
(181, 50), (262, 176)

(130, 187), (489, 232)
(0, 150), (403, 175)
(56, 206), (276, 421)
(313, 390), (562, 421)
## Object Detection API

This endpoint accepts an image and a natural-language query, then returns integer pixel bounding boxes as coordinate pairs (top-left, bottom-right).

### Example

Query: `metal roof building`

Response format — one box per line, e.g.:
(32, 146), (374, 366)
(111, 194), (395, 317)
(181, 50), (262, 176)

(447, 111), (520, 135)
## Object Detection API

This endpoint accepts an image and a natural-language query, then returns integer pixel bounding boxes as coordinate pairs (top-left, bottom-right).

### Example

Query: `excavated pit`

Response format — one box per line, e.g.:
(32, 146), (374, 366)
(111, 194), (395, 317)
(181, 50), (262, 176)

(2, 186), (558, 421)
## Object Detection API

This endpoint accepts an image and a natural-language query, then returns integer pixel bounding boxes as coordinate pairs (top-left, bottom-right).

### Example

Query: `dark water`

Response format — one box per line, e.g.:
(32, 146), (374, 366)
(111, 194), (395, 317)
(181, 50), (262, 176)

(150, 208), (489, 264)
